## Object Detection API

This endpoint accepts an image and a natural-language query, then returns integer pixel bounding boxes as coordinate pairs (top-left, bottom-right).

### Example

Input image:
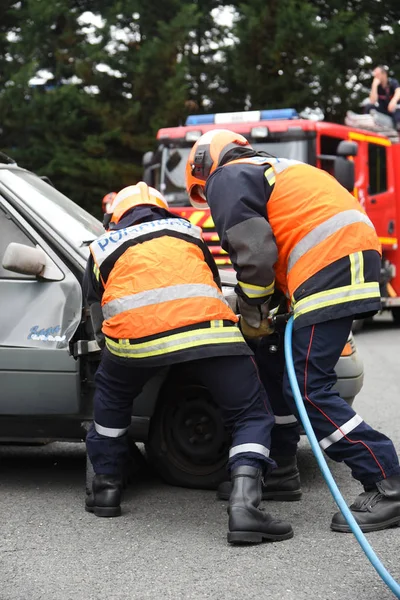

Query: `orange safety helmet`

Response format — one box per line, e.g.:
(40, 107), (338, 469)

(102, 192), (117, 213)
(185, 129), (251, 208)
(103, 182), (169, 229)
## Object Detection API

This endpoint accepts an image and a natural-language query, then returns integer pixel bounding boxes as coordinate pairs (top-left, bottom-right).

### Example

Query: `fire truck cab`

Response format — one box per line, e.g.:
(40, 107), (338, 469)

(143, 108), (400, 324)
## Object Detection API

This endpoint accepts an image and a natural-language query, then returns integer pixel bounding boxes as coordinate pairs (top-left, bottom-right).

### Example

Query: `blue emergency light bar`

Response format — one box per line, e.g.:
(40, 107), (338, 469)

(185, 108), (299, 126)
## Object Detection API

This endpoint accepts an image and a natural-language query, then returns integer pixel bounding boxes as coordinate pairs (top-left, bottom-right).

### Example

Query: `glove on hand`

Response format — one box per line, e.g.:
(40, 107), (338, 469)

(237, 296), (271, 328)
(238, 296), (273, 339)
(239, 316), (274, 339)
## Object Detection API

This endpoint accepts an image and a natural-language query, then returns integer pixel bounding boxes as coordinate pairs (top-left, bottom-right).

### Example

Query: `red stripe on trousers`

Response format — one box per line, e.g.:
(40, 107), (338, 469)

(303, 325), (386, 479)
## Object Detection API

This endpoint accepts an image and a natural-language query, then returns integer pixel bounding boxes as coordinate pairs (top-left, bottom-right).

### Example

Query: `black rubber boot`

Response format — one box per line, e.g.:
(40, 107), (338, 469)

(217, 455), (302, 501)
(227, 466), (294, 544)
(331, 474), (400, 533)
(85, 474), (123, 517)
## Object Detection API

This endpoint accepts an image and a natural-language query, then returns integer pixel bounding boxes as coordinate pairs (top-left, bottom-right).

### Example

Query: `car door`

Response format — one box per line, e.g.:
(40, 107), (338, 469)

(0, 197), (83, 415)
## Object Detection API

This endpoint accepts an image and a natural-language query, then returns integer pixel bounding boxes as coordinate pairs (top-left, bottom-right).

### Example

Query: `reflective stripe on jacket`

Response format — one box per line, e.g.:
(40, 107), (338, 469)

(89, 217), (250, 365)
(261, 158), (381, 297)
(207, 158), (382, 328)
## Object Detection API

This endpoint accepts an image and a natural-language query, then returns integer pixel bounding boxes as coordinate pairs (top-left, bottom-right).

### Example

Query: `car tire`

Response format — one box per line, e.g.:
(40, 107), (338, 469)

(124, 436), (148, 485)
(145, 379), (230, 490)
(351, 319), (365, 333)
(86, 450), (95, 495)
(392, 308), (400, 325)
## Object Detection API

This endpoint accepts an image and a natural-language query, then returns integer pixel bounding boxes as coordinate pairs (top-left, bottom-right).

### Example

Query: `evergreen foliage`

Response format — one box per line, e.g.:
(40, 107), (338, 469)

(1, 1), (399, 214)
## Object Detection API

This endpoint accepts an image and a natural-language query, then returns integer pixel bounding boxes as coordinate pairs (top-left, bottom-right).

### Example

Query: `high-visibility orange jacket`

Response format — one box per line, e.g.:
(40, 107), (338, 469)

(205, 155), (382, 329)
(86, 208), (250, 366)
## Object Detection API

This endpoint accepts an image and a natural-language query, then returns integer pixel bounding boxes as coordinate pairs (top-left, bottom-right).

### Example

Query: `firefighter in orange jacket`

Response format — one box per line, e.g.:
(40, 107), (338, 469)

(83, 182), (294, 545)
(185, 130), (400, 533)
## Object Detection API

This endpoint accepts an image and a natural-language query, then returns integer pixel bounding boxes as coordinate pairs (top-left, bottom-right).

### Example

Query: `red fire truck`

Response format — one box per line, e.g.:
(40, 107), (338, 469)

(142, 108), (400, 324)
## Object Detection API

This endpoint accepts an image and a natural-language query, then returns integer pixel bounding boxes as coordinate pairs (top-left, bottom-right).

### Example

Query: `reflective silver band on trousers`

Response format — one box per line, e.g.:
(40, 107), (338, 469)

(94, 422), (129, 438)
(229, 443), (270, 458)
(319, 414), (364, 450)
(287, 210), (374, 274)
(102, 283), (228, 319)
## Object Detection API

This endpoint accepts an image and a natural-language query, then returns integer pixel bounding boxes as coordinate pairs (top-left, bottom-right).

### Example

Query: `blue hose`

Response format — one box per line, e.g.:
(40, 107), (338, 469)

(284, 316), (400, 599)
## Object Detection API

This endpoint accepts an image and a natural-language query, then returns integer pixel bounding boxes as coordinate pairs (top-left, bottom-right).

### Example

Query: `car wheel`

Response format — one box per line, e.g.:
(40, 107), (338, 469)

(86, 451), (95, 495)
(351, 319), (365, 333)
(145, 380), (230, 490)
(392, 308), (400, 325)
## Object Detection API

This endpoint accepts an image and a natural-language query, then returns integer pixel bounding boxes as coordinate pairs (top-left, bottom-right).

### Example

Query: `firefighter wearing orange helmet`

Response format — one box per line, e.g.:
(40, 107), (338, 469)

(83, 181), (294, 544)
(186, 129), (400, 533)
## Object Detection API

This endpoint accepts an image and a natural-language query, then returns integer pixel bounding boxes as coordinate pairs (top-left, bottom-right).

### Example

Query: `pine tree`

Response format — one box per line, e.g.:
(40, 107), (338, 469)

(0, 1), (227, 214)
(4, 0), (400, 216)
(213, 0), (400, 121)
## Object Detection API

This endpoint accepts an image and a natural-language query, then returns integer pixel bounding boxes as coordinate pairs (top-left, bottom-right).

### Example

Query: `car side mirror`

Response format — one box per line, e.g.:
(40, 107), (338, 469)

(166, 151), (182, 171)
(143, 151), (156, 186)
(337, 140), (358, 157)
(142, 151), (154, 168)
(2, 242), (63, 281)
(334, 157), (355, 192)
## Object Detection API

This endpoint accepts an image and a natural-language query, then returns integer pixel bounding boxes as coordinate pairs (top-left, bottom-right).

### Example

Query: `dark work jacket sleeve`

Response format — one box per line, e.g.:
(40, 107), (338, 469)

(83, 255), (105, 348)
(205, 162), (277, 305)
(83, 255), (103, 305)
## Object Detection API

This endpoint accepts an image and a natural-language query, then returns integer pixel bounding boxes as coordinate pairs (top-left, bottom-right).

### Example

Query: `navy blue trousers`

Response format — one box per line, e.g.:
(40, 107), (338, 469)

(86, 349), (276, 477)
(281, 317), (400, 487)
(249, 333), (301, 458)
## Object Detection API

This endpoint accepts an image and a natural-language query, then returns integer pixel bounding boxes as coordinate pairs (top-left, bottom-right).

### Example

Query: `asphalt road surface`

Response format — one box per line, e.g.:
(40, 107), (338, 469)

(1, 315), (399, 600)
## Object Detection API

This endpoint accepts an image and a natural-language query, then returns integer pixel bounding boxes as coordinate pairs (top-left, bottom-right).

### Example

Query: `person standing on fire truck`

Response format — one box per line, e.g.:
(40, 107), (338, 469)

(185, 130), (400, 533)
(364, 65), (400, 130)
(83, 181), (294, 544)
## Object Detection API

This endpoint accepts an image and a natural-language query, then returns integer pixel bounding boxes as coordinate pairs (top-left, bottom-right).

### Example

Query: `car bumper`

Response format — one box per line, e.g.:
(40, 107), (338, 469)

(333, 334), (364, 405)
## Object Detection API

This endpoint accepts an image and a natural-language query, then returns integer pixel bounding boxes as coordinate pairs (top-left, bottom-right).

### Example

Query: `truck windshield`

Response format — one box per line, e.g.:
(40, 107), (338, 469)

(0, 168), (104, 256)
(160, 139), (309, 204)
